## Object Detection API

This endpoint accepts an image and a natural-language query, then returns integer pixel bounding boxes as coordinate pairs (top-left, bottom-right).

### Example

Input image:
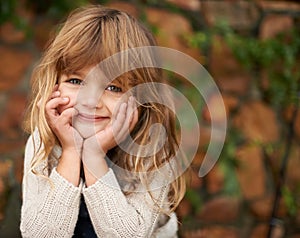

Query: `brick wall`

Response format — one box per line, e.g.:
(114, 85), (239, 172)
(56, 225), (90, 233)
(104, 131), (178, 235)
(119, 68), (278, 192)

(0, 1), (299, 237)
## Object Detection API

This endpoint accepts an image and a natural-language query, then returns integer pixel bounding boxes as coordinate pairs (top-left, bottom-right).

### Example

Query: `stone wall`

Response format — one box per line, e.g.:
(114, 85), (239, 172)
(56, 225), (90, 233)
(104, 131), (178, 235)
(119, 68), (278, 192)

(0, 0), (299, 237)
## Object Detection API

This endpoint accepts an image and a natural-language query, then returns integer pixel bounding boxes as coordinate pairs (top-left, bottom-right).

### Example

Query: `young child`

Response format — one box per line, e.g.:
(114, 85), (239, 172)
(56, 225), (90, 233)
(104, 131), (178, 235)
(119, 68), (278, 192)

(20, 5), (186, 237)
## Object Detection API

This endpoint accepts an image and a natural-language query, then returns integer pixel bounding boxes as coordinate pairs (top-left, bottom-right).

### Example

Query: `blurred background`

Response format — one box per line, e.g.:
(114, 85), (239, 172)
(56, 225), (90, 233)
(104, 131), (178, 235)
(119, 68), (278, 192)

(0, 0), (300, 237)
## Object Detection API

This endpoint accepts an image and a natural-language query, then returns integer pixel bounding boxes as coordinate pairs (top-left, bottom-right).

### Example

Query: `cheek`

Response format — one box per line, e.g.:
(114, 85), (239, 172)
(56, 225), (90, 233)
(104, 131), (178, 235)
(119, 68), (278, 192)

(57, 102), (73, 114)
(107, 98), (122, 115)
(57, 85), (78, 113)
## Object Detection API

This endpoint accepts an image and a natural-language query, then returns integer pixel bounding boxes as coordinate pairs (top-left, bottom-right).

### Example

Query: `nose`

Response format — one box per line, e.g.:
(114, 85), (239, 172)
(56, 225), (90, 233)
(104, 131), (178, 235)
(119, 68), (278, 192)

(77, 81), (104, 109)
(77, 67), (109, 109)
(81, 95), (102, 108)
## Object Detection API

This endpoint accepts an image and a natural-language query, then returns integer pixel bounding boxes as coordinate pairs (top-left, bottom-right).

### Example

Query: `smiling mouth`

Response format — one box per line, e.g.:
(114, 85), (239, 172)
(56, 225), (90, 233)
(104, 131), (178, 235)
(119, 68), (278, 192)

(77, 113), (110, 122)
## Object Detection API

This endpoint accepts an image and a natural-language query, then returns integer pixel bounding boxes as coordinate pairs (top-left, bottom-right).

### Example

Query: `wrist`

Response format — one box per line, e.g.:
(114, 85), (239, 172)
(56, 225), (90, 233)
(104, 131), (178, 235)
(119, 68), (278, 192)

(81, 139), (109, 186)
(57, 149), (81, 187)
(61, 147), (82, 159)
(82, 156), (109, 186)
(82, 139), (107, 158)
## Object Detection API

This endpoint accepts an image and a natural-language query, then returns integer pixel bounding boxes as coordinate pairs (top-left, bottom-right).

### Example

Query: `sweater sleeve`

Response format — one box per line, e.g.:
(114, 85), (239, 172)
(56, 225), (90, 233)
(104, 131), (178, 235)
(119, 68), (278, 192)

(20, 132), (82, 238)
(82, 168), (173, 237)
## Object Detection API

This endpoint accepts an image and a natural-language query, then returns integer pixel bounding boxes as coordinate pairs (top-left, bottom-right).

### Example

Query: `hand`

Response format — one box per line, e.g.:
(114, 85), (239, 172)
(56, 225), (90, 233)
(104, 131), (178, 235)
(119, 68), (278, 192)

(82, 96), (138, 182)
(82, 96), (138, 158)
(45, 85), (83, 154)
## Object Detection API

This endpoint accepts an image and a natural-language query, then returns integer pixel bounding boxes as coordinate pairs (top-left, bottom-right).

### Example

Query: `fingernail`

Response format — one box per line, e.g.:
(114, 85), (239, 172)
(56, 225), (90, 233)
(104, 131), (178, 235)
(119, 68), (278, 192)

(62, 97), (69, 101)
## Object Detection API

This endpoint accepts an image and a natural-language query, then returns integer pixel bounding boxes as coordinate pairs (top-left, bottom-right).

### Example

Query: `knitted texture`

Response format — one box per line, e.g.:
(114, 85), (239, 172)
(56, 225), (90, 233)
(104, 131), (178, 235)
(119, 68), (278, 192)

(20, 131), (178, 237)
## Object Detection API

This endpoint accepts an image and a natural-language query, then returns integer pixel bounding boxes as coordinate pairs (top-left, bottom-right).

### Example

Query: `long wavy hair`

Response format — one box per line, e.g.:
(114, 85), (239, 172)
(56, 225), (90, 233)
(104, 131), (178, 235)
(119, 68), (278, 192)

(24, 5), (186, 212)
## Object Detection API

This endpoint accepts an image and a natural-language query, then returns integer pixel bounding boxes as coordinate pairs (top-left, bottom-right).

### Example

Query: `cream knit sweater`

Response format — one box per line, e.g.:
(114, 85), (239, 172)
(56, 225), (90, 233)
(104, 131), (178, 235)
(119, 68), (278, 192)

(20, 131), (178, 237)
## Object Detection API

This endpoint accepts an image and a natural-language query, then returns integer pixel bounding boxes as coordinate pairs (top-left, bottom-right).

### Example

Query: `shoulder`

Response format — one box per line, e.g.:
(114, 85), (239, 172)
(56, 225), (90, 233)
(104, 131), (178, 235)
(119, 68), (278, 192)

(23, 129), (61, 175)
(24, 129), (40, 162)
(24, 128), (42, 151)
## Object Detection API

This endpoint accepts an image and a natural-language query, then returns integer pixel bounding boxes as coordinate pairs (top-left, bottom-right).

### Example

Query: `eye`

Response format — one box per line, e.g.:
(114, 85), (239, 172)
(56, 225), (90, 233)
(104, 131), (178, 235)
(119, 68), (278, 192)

(67, 78), (83, 85)
(106, 85), (122, 93)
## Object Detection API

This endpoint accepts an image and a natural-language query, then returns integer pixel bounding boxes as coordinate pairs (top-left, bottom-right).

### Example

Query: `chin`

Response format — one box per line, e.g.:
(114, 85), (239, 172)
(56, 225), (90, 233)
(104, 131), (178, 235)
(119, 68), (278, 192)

(72, 119), (108, 139)
(72, 120), (95, 139)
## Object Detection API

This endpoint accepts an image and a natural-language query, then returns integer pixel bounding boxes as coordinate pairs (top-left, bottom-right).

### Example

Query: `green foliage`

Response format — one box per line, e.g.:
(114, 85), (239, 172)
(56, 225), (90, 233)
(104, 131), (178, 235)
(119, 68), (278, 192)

(187, 22), (300, 109)
(185, 31), (212, 56)
(282, 185), (298, 216)
(185, 188), (203, 213)
(0, 0), (92, 28)
(26, 0), (89, 18)
(0, 0), (29, 34)
(0, 0), (98, 38)
(0, 0), (16, 24)
(187, 20), (300, 224)
(220, 24), (300, 109)
(218, 128), (242, 197)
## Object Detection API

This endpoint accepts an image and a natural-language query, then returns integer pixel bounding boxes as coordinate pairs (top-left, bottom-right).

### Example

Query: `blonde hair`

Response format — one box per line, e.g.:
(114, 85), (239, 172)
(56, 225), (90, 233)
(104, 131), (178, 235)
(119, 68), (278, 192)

(24, 5), (186, 212)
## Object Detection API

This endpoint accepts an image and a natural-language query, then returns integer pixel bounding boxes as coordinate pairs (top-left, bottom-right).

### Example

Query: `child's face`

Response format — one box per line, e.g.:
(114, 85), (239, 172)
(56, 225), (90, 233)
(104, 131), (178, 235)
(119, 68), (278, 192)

(57, 65), (128, 138)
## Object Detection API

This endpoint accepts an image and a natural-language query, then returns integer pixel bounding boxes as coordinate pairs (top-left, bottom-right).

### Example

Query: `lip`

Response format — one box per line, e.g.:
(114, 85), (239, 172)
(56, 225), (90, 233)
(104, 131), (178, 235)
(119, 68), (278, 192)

(77, 113), (110, 122)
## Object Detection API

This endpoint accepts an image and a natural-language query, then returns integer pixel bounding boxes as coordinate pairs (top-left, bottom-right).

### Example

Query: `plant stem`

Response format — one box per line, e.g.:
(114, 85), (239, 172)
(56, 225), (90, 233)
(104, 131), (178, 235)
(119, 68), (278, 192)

(267, 100), (299, 238)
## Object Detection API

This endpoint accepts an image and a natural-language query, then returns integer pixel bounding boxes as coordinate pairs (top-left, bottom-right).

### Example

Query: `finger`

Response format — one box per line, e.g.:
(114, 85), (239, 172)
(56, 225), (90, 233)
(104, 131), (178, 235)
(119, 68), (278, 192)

(49, 107), (77, 132)
(112, 102), (127, 133)
(48, 84), (59, 99)
(112, 99), (125, 120)
(37, 85), (59, 109)
(126, 96), (135, 123)
(129, 105), (138, 131)
(118, 97), (135, 136)
(59, 107), (78, 126)
(45, 97), (69, 112)
(45, 97), (69, 124)
(50, 90), (60, 99)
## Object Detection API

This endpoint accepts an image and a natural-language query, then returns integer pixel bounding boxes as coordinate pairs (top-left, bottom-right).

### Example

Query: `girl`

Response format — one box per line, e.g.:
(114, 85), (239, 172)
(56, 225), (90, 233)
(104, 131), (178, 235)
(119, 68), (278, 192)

(21, 5), (186, 238)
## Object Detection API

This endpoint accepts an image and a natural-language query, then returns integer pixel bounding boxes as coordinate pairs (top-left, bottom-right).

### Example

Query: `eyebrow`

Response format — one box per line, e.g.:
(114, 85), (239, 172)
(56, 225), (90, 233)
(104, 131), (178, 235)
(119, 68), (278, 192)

(68, 72), (85, 78)
(111, 78), (122, 84)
